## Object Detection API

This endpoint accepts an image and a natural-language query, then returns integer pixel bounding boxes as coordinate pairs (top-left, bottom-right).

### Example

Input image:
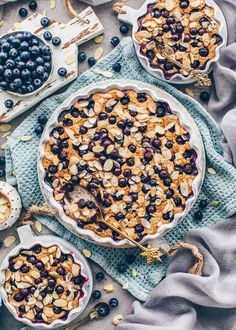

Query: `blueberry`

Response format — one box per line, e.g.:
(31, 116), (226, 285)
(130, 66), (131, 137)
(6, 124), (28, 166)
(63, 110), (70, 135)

(23, 32), (33, 42)
(119, 24), (129, 34)
(44, 62), (51, 72)
(41, 17), (51, 27)
(19, 8), (28, 17)
(200, 91), (210, 102)
(199, 47), (209, 57)
(14, 293), (23, 302)
(109, 298), (119, 308)
(35, 261), (44, 270)
(88, 57), (96, 67)
(14, 78), (22, 88)
(29, 1), (37, 10)
(11, 38), (21, 48)
(112, 62), (121, 72)
(111, 36), (120, 47)
(56, 285), (64, 294)
(194, 210), (203, 221)
(78, 51), (86, 62)
(27, 255), (36, 264)
(117, 262), (127, 273)
(146, 50), (155, 60)
(9, 48), (18, 58)
(97, 303), (110, 317)
(30, 46), (40, 57)
(95, 272), (104, 281)
(26, 60), (36, 71)
(27, 84), (35, 93)
(34, 78), (42, 87)
(41, 45), (51, 56)
(38, 114), (48, 125)
(52, 37), (61, 46)
(43, 31), (52, 41)
(1, 42), (11, 52)
(199, 199), (208, 209)
(20, 51), (30, 61)
(4, 69), (13, 80)
(5, 99), (14, 108)
(58, 67), (67, 77)
(53, 307), (62, 314)
(92, 290), (101, 299)
(34, 125), (43, 135)
(20, 265), (30, 273)
(0, 156), (5, 165)
(0, 169), (5, 177)
(179, 1), (189, 9)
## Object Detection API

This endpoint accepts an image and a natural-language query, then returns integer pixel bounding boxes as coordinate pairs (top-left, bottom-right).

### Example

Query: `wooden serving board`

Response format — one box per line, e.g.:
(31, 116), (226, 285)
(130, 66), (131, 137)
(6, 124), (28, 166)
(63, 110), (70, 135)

(0, 8), (104, 123)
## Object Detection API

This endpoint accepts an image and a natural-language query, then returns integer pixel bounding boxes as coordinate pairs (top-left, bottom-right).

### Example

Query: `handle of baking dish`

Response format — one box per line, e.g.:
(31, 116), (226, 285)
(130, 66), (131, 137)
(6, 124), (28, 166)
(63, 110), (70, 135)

(17, 224), (35, 244)
(118, 6), (137, 25)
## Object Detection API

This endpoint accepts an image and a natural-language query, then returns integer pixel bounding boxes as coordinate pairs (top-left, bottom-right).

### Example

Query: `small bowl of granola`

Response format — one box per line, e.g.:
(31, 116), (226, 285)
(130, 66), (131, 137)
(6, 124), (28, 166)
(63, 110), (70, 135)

(38, 79), (205, 248)
(0, 181), (22, 231)
(118, 0), (227, 84)
(0, 225), (93, 329)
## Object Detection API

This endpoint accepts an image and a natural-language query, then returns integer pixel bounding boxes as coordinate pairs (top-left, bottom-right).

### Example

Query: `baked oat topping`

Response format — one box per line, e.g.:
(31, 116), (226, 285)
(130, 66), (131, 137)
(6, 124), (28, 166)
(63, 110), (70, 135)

(4, 245), (87, 324)
(42, 88), (198, 242)
(135, 0), (223, 79)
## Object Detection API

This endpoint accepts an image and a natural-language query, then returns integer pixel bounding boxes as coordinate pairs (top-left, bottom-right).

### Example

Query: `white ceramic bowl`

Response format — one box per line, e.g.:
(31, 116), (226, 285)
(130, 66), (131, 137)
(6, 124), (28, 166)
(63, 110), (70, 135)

(0, 225), (93, 329)
(37, 79), (205, 248)
(0, 181), (22, 231)
(118, 0), (227, 84)
(0, 31), (53, 97)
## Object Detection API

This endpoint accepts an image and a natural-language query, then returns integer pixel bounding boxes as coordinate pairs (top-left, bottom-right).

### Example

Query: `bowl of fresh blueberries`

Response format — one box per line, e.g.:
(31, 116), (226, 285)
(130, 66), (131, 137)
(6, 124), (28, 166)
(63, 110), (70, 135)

(0, 30), (53, 97)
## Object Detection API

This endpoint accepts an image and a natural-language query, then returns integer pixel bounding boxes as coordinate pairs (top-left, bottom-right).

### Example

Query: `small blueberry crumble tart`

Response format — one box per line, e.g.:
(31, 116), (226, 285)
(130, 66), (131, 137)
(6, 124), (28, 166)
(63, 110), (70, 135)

(4, 245), (87, 324)
(135, 0), (222, 79)
(42, 88), (198, 242)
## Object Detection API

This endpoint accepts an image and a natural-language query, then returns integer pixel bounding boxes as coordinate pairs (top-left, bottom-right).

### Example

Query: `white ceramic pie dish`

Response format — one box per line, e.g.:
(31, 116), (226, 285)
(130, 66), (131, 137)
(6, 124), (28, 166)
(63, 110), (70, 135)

(0, 31), (53, 98)
(0, 225), (93, 329)
(37, 79), (205, 248)
(118, 0), (227, 84)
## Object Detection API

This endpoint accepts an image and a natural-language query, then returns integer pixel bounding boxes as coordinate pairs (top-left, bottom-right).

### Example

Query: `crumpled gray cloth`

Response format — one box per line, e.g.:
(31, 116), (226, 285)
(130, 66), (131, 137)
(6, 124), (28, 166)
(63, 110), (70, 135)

(118, 1), (236, 330)
(0, 0), (17, 20)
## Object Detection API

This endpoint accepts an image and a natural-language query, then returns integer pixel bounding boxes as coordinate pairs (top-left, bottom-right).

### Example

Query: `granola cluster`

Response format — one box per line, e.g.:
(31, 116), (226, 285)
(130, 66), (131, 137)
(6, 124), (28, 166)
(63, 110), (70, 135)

(42, 88), (198, 242)
(4, 245), (87, 324)
(135, 0), (222, 79)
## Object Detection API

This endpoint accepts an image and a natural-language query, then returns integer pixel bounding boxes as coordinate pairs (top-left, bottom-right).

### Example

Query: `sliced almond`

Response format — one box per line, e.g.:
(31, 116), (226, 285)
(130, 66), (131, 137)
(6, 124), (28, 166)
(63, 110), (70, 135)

(207, 167), (216, 175)
(72, 264), (80, 276)
(65, 53), (76, 65)
(94, 47), (104, 60)
(122, 282), (129, 289)
(103, 159), (113, 172)
(0, 124), (11, 133)
(94, 68), (113, 78)
(113, 314), (123, 326)
(50, 0), (56, 9)
(4, 235), (16, 247)
(131, 267), (137, 277)
(35, 221), (43, 233)
(94, 34), (104, 44)
(20, 135), (32, 142)
(103, 283), (114, 293)
(54, 299), (67, 307)
(82, 249), (91, 258)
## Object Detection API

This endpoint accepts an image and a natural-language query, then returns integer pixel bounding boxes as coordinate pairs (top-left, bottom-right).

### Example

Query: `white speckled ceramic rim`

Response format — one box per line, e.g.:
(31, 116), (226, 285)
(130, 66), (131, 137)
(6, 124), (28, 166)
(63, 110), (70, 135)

(0, 181), (22, 231)
(0, 225), (93, 329)
(0, 31), (53, 98)
(37, 79), (205, 248)
(118, 0), (228, 84)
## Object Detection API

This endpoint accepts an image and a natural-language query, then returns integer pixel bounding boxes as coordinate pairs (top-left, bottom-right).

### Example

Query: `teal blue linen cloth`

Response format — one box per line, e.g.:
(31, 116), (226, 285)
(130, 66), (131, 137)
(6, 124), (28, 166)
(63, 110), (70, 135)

(5, 37), (236, 301)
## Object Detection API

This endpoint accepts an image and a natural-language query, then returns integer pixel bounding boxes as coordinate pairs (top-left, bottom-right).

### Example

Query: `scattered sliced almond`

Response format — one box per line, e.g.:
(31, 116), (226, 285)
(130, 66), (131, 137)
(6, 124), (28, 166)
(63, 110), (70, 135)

(82, 249), (91, 258)
(94, 34), (104, 44)
(207, 167), (216, 175)
(131, 267), (137, 277)
(94, 47), (104, 60)
(122, 282), (129, 290)
(35, 221), (43, 233)
(50, 0), (56, 9)
(4, 235), (16, 248)
(20, 135), (32, 142)
(185, 88), (194, 98)
(65, 53), (76, 65)
(0, 21), (4, 28)
(210, 200), (220, 206)
(112, 314), (123, 326)
(103, 283), (114, 293)
(94, 68), (113, 78)
(0, 124), (11, 133)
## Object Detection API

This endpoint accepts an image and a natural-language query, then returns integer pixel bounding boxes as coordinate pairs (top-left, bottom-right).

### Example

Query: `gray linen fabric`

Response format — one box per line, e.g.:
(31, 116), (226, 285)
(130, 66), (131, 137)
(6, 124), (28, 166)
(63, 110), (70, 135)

(118, 1), (236, 329)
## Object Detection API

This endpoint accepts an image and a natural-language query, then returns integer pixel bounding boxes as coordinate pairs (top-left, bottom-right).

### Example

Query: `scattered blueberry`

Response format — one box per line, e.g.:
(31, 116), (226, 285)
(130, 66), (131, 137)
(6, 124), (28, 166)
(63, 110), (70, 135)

(52, 37), (61, 46)
(29, 1), (37, 10)
(92, 290), (102, 299)
(112, 62), (121, 72)
(200, 91), (210, 102)
(5, 99), (14, 108)
(88, 57), (96, 67)
(97, 303), (110, 318)
(109, 298), (119, 308)
(111, 36), (120, 47)
(194, 210), (203, 221)
(0, 169), (5, 177)
(34, 125), (43, 135)
(95, 272), (105, 281)
(199, 199), (208, 209)
(117, 262), (127, 273)
(119, 24), (129, 34)
(40, 17), (51, 27)
(58, 67), (67, 77)
(43, 31), (52, 41)
(78, 51), (87, 62)
(37, 114), (48, 125)
(19, 8), (28, 17)
(0, 156), (5, 165)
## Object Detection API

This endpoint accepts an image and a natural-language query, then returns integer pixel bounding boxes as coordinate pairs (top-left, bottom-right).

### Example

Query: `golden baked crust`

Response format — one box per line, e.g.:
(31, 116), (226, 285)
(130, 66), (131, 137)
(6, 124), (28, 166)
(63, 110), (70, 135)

(42, 88), (198, 242)
(4, 245), (86, 324)
(135, 0), (222, 79)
